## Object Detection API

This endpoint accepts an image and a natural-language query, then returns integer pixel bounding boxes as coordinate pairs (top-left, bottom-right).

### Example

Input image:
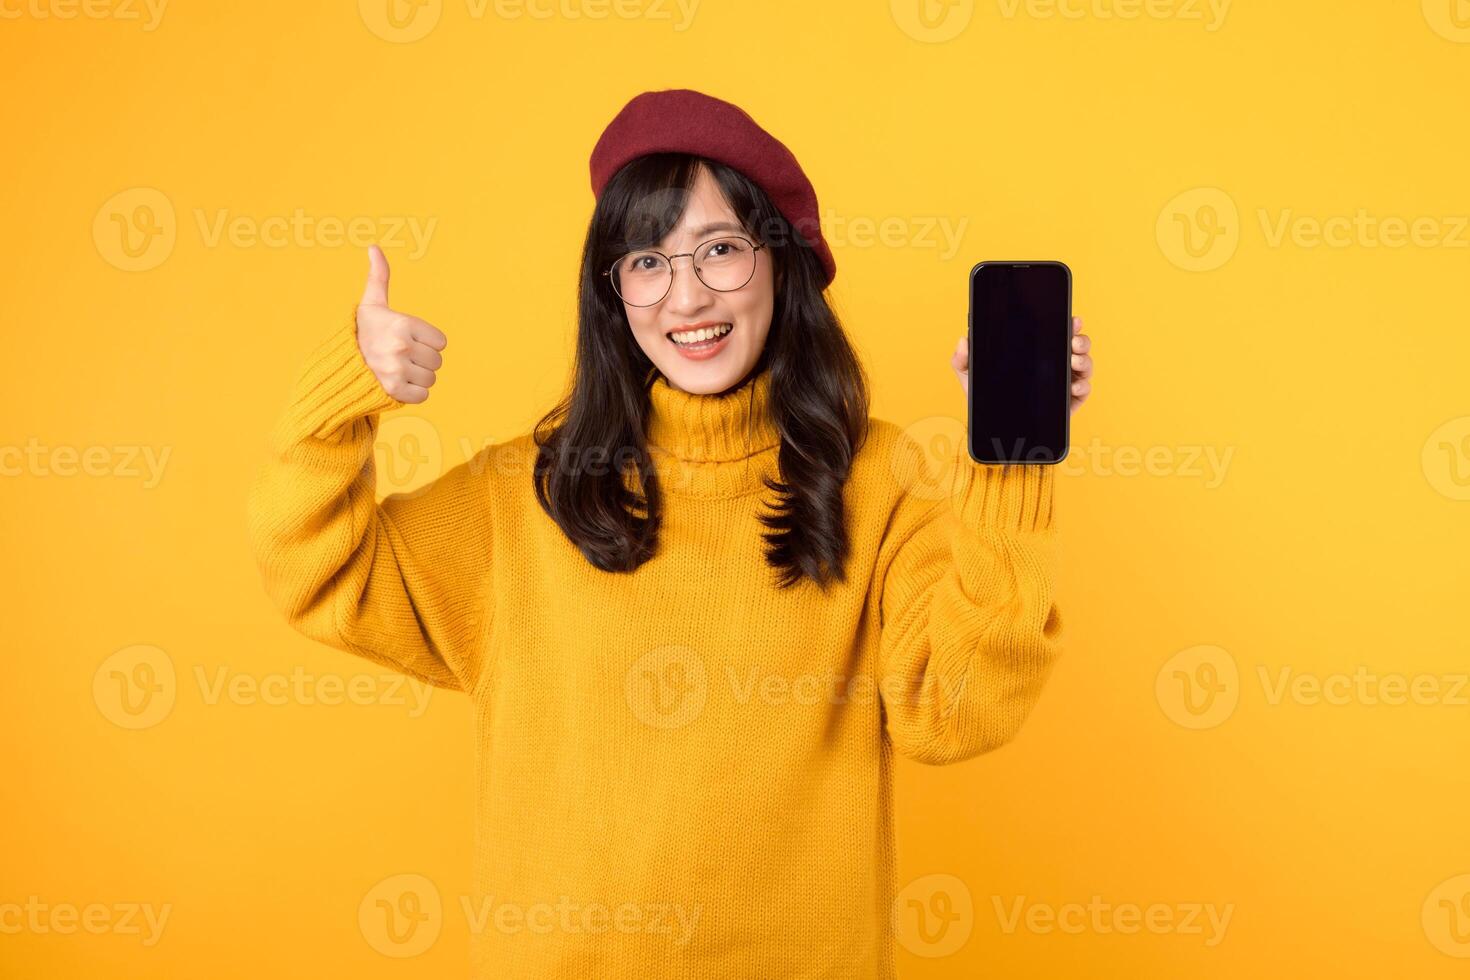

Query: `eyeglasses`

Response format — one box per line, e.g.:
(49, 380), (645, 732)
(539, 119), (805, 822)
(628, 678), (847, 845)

(603, 235), (767, 308)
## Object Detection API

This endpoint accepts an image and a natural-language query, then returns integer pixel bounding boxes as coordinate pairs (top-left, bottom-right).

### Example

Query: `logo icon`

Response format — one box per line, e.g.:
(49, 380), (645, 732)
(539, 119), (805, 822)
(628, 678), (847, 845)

(93, 188), (176, 272)
(93, 644), (177, 729)
(893, 873), (973, 957)
(625, 645), (707, 730)
(1156, 644), (1239, 729)
(359, 0), (442, 42)
(892, 416), (967, 502)
(1422, 416), (1470, 500)
(1423, 874), (1470, 956)
(1423, 0), (1470, 42)
(1157, 187), (1239, 272)
(359, 873), (442, 957)
(375, 415), (444, 500)
(890, 0), (975, 42)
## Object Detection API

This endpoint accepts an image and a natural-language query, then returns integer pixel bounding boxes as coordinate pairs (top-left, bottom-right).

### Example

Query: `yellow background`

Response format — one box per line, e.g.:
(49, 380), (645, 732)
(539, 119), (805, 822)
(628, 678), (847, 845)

(3, 0), (1469, 976)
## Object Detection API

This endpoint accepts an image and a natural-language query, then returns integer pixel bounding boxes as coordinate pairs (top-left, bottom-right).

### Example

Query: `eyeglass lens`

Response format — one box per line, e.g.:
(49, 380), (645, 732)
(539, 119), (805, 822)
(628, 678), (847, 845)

(611, 237), (757, 306)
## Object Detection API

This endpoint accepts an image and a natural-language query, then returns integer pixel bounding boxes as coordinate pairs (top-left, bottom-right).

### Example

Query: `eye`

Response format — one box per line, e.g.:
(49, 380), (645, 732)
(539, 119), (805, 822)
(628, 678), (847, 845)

(621, 251), (667, 274)
(702, 238), (747, 259)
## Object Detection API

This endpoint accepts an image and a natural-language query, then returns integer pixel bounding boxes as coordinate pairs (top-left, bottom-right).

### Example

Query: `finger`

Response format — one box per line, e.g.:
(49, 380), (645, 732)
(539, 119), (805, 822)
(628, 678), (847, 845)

(1071, 315), (1083, 336)
(400, 361), (436, 389)
(952, 336), (968, 371)
(407, 340), (443, 372)
(1071, 378), (1091, 399)
(1072, 333), (1091, 354)
(1071, 353), (1093, 377)
(395, 382), (431, 406)
(361, 244), (390, 307)
(410, 318), (448, 352)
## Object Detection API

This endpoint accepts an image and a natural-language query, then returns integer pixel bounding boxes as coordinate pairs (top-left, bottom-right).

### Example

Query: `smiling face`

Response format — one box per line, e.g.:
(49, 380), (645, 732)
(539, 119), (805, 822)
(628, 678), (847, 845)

(617, 164), (776, 395)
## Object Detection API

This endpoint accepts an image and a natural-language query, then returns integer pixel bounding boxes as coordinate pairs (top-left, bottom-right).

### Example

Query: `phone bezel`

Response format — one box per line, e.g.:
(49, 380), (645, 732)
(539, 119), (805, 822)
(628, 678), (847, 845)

(966, 260), (1073, 466)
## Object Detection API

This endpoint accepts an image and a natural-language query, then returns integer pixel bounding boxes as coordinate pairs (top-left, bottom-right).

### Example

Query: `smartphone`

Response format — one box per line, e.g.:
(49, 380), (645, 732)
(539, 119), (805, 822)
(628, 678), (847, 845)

(967, 261), (1072, 465)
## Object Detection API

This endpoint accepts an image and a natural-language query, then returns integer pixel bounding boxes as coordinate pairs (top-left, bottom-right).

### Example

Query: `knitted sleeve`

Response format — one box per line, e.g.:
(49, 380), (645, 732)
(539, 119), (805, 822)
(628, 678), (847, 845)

(245, 313), (493, 694)
(872, 430), (1063, 765)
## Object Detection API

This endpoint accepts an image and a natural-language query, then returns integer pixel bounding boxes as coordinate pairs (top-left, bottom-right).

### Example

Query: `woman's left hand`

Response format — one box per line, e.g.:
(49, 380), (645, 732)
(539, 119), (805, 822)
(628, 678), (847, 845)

(951, 315), (1093, 413)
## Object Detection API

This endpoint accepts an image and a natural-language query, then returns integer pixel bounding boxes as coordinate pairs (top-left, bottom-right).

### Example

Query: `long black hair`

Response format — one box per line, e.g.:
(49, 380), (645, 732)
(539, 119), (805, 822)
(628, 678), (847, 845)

(532, 153), (869, 589)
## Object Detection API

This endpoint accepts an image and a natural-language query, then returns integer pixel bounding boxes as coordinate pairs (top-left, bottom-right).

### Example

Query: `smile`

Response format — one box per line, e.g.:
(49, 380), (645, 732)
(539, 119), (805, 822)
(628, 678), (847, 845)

(667, 323), (733, 346)
(666, 322), (734, 360)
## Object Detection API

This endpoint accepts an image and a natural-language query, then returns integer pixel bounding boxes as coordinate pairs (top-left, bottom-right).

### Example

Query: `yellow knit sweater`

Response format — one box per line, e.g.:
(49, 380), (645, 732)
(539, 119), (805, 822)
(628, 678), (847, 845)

(245, 315), (1063, 978)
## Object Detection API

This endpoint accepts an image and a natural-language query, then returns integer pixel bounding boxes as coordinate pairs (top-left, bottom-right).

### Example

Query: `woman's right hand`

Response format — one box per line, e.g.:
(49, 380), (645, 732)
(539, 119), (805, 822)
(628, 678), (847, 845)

(356, 243), (448, 405)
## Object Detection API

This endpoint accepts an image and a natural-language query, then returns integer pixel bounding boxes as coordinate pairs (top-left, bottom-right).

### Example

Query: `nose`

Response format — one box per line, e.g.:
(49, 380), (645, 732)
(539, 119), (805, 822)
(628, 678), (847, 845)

(662, 253), (714, 315)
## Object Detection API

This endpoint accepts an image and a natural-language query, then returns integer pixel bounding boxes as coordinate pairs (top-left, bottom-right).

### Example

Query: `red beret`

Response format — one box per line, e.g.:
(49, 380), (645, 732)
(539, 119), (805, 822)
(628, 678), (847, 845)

(589, 88), (837, 288)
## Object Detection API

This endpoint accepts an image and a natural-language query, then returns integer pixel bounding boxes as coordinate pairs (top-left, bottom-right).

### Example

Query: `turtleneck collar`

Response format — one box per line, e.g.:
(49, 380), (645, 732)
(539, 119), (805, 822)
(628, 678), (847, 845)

(644, 368), (780, 497)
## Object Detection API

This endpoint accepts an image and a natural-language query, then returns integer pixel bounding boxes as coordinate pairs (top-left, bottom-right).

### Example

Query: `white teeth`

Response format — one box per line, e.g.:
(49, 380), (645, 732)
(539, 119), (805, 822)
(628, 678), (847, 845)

(671, 323), (732, 345)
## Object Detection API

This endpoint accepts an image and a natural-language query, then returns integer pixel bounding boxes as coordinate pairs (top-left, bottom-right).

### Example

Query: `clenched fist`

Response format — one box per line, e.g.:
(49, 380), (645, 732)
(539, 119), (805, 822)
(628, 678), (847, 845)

(356, 244), (447, 405)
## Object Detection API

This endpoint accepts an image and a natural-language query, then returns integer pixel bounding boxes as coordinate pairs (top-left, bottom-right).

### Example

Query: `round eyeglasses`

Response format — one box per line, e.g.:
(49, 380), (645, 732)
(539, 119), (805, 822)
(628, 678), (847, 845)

(603, 235), (767, 308)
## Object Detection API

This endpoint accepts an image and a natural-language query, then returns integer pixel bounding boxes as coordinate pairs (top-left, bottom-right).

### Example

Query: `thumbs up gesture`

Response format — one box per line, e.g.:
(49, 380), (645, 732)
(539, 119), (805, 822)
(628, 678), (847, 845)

(356, 244), (448, 405)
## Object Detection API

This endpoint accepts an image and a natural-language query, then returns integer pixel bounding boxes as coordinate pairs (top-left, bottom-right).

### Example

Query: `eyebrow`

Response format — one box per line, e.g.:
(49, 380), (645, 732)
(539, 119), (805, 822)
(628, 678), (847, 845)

(688, 221), (748, 238)
(626, 221), (750, 253)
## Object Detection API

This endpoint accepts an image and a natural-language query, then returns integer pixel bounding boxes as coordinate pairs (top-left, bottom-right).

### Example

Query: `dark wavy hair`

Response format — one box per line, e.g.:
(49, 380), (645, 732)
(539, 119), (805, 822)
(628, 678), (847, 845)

(532, 153), (869, 589)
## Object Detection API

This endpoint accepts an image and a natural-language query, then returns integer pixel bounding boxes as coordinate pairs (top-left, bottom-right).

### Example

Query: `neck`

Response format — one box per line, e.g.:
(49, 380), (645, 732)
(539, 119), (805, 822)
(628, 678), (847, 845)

(644, 368), (780, 497)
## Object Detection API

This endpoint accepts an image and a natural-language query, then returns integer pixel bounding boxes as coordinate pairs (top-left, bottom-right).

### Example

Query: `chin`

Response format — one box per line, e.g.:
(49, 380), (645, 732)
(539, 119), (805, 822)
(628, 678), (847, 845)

(656, 352), (755, 395)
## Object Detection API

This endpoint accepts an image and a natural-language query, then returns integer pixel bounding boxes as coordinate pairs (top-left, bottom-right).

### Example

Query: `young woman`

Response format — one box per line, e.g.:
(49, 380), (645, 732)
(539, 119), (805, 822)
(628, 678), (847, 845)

(247, 88), (1093, 978)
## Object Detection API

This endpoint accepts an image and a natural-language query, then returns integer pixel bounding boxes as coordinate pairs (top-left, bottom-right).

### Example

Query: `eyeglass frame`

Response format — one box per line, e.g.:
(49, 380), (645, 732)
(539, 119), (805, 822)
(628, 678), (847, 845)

(601, 235), (768, 308)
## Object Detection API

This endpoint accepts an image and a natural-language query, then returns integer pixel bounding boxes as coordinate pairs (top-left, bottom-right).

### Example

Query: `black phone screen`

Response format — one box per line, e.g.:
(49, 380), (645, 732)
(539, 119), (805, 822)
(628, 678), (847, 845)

(968, 262), (1071, 464)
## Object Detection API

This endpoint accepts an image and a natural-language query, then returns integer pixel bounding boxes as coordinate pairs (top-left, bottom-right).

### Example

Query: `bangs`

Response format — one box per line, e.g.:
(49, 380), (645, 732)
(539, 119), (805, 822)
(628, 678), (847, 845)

(598, 154), (759, 258)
